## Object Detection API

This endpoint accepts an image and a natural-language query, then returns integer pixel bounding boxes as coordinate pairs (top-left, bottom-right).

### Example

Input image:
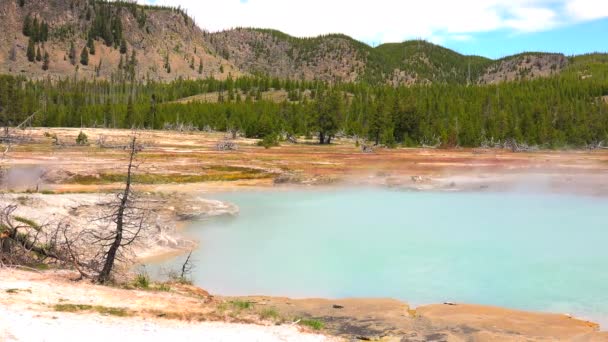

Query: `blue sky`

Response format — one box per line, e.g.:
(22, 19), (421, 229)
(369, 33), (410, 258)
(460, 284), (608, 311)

(142, 0), (608, 59)
(441, 18), (608, 58)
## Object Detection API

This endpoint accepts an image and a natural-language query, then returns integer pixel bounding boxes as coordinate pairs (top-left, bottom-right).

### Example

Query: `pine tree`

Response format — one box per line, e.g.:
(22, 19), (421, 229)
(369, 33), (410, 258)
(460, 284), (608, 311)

(31, 17), (39, 42)
(87, 36), (96, 55)
(26, 38), (35, 62)
(145, 94), (157, 129)
(128, 50), (137, 80)
(164, 53), (171, 73)
(68, 41), (77, 65)
(42, 51), (50, 71)
(19, 0), (25, 8)
(125, 95), (134, 128)
(96, 58), (103, 77)
(22, 14), (32, 36)
(80, 46), (89, 66)
(119, 38), (127, 54)
(198, 58), (203, 74)
(39, 22), (48, 42)
(35, 45), (42, 61)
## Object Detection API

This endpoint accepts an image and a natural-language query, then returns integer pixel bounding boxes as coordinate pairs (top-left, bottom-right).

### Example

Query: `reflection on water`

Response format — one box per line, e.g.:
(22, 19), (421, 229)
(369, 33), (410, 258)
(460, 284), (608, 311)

(149, 189), (608, 328)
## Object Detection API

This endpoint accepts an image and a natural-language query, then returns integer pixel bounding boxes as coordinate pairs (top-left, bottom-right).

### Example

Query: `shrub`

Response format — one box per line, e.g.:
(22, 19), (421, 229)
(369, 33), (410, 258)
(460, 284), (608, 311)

(229, 299), (252, 310)
(299, 318), (324, 330)
(257, 134), (279, 149)
(155, 283), (171, 292)
(260, 308), (280, 321)
(76, 131), (88, 145)
(133, 272), (150, 289)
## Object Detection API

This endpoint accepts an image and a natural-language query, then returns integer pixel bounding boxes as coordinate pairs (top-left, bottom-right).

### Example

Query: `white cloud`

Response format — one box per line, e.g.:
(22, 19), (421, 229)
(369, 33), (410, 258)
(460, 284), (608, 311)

(565, 0), (608, 20)
(140, 0), (608, 44)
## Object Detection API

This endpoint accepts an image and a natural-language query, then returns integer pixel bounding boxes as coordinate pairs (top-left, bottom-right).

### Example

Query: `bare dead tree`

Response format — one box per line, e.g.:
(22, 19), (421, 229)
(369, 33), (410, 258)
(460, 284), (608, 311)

(0, 204), (80, 270)
(96, 136), (144, 284)
(180, 250), (194, 280)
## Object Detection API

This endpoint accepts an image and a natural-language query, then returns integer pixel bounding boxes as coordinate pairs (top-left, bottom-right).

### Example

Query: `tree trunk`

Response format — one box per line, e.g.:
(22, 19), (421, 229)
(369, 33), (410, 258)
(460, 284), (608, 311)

(319, 132), (325, 145)
(326, 135), (332, 144)
(97, 137), (136, 284)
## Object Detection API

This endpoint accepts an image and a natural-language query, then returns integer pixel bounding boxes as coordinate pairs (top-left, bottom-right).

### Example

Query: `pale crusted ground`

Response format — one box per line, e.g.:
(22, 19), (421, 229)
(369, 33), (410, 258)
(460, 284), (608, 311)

(0, 308), (332, 342)
(1, 269), (606, 341)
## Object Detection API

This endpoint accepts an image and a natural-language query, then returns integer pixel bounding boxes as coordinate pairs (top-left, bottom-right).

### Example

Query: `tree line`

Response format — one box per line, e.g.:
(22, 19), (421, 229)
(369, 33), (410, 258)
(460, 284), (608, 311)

(1, 72), (607, 148)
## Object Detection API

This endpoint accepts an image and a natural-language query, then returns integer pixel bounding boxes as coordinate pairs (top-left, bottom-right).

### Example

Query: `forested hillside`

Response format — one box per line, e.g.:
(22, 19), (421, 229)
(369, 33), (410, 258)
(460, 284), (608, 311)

(2, 52), (607, 148)
(207, 28), (570, 85)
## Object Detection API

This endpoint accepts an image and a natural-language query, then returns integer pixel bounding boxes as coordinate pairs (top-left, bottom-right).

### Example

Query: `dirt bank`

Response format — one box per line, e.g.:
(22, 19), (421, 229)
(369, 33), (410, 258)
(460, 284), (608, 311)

(0, 192), (238, 262)
(1, 269), (605, 341)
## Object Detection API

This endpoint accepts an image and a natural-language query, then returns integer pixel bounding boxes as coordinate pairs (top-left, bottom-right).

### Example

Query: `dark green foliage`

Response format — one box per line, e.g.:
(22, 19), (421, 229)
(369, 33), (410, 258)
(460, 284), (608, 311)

(42, 51), (50, 71)
(314, 89), (343, 144)
(35, 46), (42, 62)
(18, 0), (25, 8)
(22, 14), (32, 36)
(88, 2), (124, 48)
(22, 14), (49, 43)
(257, 134), (279, 149)
(1, 58), (607, 148)
(164, 53), (171, 73)
(68, 41), (77, 65)
(80, 46), (89, 66)
(119, 38), (127, 54)
(198, 58), (203, 74)
(87, 36), (96, 55)
(125, 95), (134, 127)
(76, 131), (88, 145)
(26, 39), (35, 62)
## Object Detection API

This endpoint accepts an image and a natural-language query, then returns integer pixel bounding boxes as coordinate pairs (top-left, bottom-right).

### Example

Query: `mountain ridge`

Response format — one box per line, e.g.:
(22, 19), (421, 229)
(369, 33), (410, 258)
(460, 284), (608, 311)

(0, 0), (601, 84)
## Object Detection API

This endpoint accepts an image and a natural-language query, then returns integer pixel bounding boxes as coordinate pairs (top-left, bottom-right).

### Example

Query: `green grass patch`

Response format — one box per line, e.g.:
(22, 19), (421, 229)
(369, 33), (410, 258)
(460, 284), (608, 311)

(155, 283), (171, 292)
(13, 216), (41, 230)
(133, 273), (150, 289)
(53, 303), (93, 312)
(229, 299), (253, 310)
(67, 169), (273, 185)
(53, 304), (129, 317)
(299, 318), (324, 330)
(259, 307), (280, 321)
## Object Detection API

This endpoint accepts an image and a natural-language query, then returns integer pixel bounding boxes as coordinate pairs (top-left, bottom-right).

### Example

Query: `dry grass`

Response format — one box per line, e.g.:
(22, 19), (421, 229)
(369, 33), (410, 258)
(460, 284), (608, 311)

(53, 304), (130, 317)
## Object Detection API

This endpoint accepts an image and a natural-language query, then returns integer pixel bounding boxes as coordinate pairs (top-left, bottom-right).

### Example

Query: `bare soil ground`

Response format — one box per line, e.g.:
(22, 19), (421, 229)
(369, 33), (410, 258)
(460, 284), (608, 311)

(3, 128), (608, 196)
(1, 269), (605, 341)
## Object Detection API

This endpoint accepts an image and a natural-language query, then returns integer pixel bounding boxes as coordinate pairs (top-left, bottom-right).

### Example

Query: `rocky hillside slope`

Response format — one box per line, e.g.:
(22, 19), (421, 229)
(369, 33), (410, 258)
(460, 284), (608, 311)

(206, 28), (570, 84)
(0, 0), (577, 84)
(0, 0), (238, 81)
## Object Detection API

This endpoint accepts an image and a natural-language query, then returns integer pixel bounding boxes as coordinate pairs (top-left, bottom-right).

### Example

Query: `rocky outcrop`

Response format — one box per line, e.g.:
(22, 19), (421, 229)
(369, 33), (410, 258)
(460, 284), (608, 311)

(478, 54), (568, 84)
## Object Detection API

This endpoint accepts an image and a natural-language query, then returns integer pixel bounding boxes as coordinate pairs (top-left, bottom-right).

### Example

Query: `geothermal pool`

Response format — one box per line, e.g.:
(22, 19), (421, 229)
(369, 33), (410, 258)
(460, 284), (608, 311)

(150, 189), (608, 326)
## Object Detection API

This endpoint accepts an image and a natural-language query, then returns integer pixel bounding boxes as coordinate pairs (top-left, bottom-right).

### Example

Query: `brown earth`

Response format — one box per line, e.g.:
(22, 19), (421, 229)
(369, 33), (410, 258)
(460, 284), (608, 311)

(3, 128), (608, 197)
(1, 269), (605, 341)
(0, 0), (238, 81)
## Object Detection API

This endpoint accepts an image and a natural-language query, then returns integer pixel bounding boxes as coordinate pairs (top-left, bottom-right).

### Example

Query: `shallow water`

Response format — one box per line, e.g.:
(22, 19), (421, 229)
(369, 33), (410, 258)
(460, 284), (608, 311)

(150, 189), (608, 327)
